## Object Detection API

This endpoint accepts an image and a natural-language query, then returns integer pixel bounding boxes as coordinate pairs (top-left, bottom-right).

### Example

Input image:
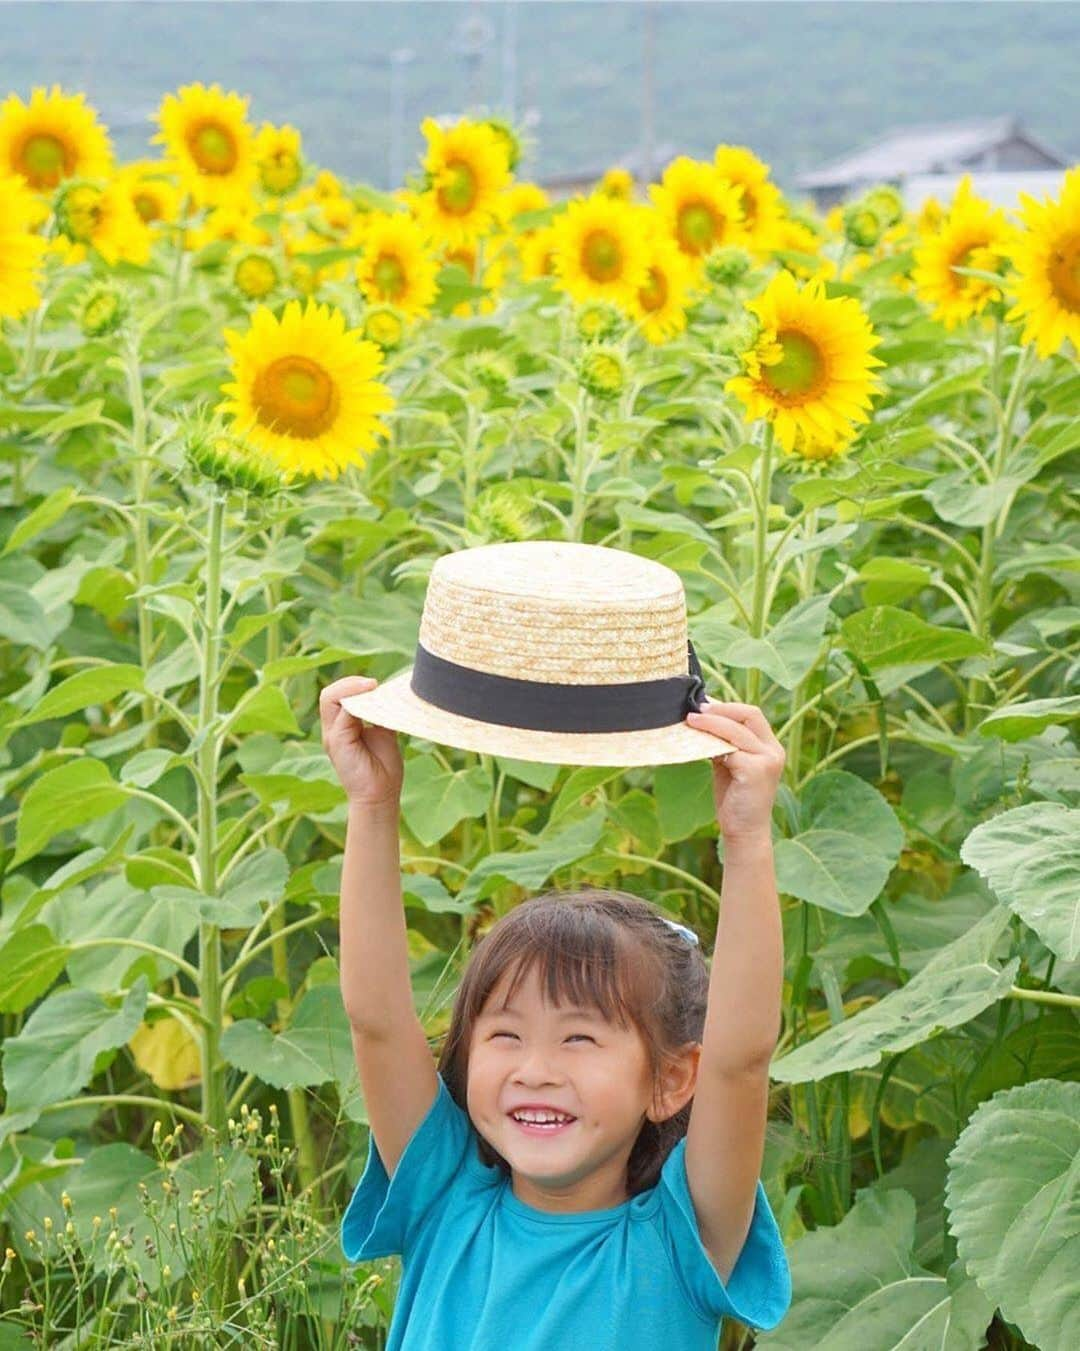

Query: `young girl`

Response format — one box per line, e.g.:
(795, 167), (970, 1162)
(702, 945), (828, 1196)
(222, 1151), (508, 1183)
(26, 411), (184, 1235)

(321, 673), (791, 1349)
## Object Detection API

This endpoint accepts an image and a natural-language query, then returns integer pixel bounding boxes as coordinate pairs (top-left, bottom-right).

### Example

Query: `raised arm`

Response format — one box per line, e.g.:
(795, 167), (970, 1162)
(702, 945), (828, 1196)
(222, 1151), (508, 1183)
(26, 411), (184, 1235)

(320, 675), (438, 1176)
(680, 699), (786, 1284)
(339, 801), (439, 1178)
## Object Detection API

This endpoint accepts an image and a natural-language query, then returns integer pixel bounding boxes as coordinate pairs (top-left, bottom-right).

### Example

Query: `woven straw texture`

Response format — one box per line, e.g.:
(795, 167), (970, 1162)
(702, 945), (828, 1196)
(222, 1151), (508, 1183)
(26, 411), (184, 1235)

(340, 541), (736, 767)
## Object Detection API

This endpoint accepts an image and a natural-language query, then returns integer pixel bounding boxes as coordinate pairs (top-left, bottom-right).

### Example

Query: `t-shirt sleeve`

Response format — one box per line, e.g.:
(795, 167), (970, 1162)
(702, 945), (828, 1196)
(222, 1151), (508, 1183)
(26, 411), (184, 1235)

(656, 1138), (792, 1331)
(340, 1071), (473, 1264)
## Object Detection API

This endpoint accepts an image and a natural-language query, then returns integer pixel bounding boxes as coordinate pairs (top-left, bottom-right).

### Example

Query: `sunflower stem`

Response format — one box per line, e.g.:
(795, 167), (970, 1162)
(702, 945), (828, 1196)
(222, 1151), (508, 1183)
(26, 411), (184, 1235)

(125, 335), (160, 754)
(194, 485), (231, 1318)
(745, 423), (775, 706)
(568, 386), (591, 541)
(964, 333), (1032, 732)
(261, 513), (320, 1201)
(171, 194), (190, 303)
(785, 506), (819, 787)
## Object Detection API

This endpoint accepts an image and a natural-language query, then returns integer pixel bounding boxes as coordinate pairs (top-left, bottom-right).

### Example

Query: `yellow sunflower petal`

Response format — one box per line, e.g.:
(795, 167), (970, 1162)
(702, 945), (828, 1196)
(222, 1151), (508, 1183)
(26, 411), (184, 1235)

(217, 298), (396, 481)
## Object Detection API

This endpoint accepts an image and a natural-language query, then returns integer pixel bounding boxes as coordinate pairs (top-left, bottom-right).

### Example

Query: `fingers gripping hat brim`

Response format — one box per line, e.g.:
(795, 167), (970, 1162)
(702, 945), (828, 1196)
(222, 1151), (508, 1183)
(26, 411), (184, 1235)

(340, 667), (736, 767)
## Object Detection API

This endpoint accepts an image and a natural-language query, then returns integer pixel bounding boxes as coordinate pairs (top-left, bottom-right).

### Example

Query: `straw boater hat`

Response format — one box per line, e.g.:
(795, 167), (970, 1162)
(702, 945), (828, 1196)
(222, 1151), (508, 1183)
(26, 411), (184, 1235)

(340, 540), (737, 767)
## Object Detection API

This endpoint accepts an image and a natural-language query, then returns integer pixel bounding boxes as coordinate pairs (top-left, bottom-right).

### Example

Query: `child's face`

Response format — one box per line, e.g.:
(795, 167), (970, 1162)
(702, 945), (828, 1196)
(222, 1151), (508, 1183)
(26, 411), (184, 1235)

(467, 962), (697, 1213)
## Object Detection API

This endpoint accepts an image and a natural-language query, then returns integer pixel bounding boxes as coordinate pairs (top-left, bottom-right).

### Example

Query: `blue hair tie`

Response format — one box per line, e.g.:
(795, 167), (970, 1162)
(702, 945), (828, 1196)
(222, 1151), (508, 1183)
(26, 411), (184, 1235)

(661, 918), (700, 947)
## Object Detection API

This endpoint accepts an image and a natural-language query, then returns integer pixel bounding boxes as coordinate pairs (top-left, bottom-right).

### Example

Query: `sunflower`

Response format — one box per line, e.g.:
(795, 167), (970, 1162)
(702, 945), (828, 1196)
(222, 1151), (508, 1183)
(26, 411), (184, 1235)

(0, 86), (112, 192)
(53, 178), (151, 266)
(255, 122), (303, 196)
(628, 229), (698, 344)
(599, 166), (634, 201)
(648, 156), (746, 267)
(916, 196), (946, 236)
(411, 117), (511, 249)
(218, 298), (396, 481)
(725, 269), (884, 453)
(153, 82), (257, 210)
(912, 176), (1016, 329)
(355, 211), (440, 318)
(116, 160), (181, 227)
(1004, 166), (1080, 359)
(519, 222), (560, 281)
(550, 194), (650, 308)
(713, 145), (785, 252)
(0, 171), (48, 316)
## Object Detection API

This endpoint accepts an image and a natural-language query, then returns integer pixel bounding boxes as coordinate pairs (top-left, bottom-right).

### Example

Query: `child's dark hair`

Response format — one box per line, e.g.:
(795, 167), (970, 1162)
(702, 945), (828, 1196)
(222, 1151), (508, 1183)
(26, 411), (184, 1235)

(436, 887), (710, 1196)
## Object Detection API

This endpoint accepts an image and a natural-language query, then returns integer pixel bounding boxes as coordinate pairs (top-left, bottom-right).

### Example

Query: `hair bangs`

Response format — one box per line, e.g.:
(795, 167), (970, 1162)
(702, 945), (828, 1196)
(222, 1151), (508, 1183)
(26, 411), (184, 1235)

(485, 910), (655, 1036)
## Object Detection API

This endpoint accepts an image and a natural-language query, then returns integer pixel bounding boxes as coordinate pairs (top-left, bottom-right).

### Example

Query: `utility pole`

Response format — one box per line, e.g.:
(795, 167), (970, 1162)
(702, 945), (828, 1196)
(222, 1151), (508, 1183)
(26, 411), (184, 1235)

(454, 0), (495, 115)
(502, 0), (518, 123)
(641, 0), (656, 189)
(388, 47), (415, 190)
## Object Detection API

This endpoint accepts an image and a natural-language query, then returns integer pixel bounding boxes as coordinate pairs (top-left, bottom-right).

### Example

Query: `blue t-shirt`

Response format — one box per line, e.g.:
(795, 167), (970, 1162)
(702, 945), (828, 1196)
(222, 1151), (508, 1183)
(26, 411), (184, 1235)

(341, 1071), (791, 1349)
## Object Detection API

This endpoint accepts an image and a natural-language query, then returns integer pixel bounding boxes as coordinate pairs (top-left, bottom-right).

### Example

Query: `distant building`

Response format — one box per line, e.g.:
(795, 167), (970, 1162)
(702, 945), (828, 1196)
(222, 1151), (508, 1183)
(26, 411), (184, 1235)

(539, 140), (680, 200)
(795, 117), (1071, 210)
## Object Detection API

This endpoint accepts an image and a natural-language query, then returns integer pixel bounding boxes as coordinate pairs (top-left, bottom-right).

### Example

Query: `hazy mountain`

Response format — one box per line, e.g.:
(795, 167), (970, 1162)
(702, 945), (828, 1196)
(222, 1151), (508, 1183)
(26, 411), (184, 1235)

(3, 1), (1077, 195)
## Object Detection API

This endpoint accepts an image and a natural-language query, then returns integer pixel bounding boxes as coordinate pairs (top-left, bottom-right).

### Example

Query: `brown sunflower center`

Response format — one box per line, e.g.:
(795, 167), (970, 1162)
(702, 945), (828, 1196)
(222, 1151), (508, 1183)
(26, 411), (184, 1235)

(132, 190), (161, 223)
(251, 355), (340, 439)
(764, 330), (825, 399)
(677, 201), (718, 254)
(438, 160), (478, 214)
(373, 253), (407, 300)
(187, 121), (239, 175)
(1048, 233), (1080, 312)
(639, 266), (668, 312)
(19, 132), (73, 189)
(582, 229), (622, 281)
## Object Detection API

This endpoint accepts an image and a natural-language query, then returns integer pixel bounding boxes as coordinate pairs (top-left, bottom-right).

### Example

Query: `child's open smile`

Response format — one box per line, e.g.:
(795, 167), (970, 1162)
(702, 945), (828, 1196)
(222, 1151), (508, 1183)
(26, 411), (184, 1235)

(466, 963), (699, 1214)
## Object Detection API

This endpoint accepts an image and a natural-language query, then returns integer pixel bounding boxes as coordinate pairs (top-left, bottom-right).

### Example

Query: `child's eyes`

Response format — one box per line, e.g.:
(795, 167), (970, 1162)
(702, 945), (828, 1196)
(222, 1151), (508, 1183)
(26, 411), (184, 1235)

(490, 1032), (595, 1044)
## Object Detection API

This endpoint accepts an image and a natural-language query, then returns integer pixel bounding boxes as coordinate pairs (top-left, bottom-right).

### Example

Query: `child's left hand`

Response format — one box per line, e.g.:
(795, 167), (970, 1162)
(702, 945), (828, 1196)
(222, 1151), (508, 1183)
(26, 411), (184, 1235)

(685, 699), (786, 842)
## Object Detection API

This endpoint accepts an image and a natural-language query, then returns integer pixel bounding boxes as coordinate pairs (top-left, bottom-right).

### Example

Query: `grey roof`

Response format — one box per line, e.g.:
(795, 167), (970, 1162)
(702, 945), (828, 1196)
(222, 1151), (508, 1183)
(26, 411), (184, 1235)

(795, 117), (1067, 188)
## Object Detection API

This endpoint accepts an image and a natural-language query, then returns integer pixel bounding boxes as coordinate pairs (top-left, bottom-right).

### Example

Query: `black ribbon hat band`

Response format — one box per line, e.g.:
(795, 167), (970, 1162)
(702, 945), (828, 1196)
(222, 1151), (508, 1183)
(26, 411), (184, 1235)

(409, 638), (708, 734)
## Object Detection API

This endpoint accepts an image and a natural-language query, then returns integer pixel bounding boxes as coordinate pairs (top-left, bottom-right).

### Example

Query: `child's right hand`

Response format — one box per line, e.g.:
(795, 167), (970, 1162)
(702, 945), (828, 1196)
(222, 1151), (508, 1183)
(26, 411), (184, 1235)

(319, 676), (404, 811)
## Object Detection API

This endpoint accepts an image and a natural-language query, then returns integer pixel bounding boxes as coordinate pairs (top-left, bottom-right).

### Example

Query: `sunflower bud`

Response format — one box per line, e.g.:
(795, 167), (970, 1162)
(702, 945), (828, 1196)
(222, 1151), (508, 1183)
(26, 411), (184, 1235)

(704, 245), (752, 287)
(843, 202), (885, 249)
(233, 252), (279, 300)
(467, 484), (537, 543)
(362, 304), (405, 351)
(465, 350), (514, 397)
(862, 184), (905, 229)
(578, 343), (627, 401)
(183, 411), (296, 497)
(78, 280), (128, 337)
(575, 301), (624, 342)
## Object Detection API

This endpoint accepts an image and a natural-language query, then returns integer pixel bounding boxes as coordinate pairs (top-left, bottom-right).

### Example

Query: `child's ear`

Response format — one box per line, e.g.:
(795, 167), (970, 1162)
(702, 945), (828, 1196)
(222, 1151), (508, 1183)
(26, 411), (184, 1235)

(650, 1043), (701, 1122)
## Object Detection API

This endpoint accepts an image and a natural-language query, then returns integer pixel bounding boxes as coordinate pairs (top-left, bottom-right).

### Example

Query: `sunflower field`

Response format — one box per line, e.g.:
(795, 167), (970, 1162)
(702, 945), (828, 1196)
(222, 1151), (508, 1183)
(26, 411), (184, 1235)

(0, 80), (1078, 1349)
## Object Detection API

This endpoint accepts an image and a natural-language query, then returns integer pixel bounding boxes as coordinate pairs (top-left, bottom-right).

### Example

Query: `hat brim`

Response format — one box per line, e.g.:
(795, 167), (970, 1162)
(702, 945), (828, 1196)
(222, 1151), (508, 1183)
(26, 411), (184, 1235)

(339, 666), (737, 767)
